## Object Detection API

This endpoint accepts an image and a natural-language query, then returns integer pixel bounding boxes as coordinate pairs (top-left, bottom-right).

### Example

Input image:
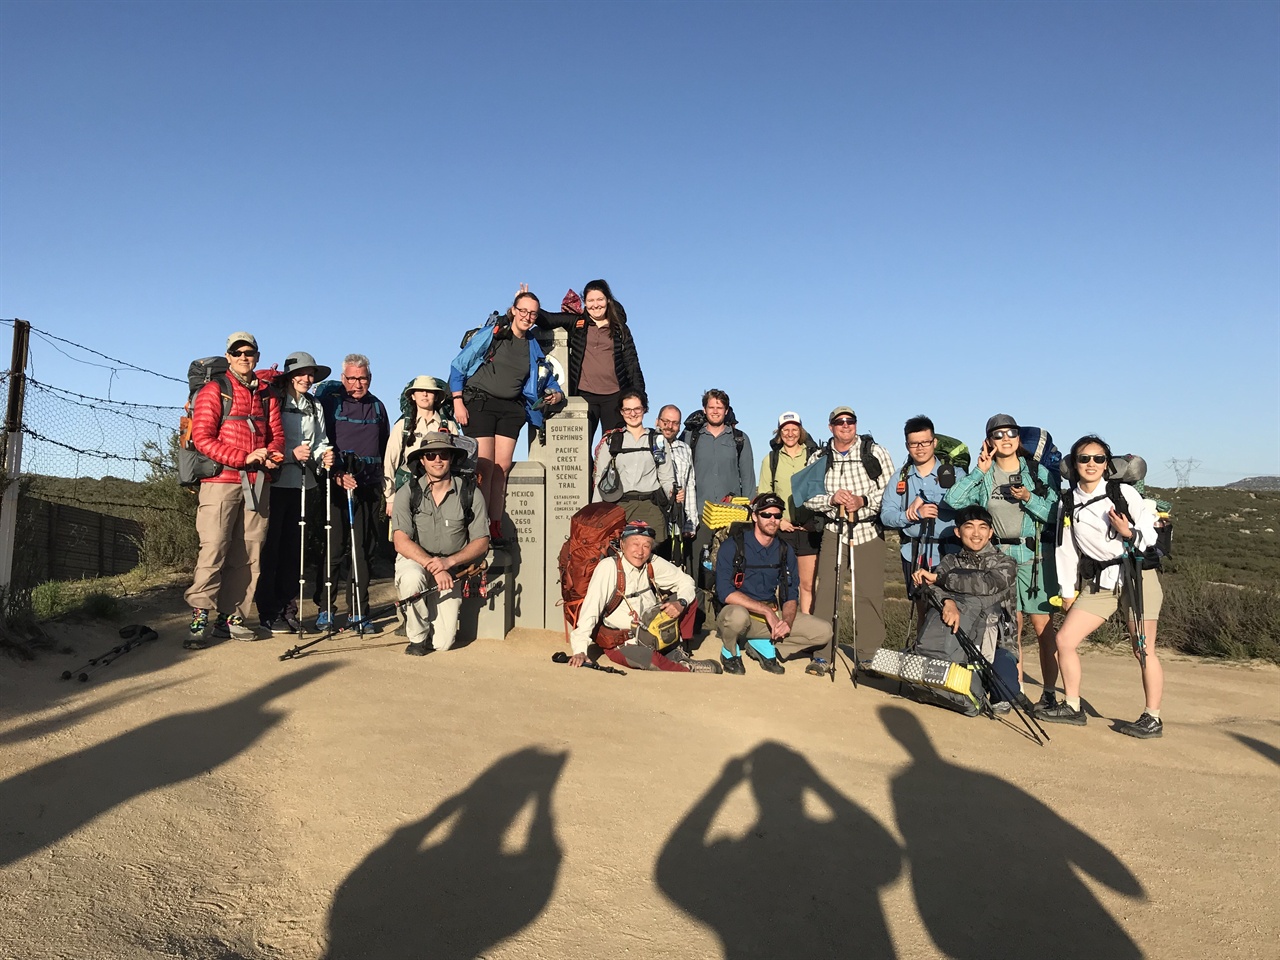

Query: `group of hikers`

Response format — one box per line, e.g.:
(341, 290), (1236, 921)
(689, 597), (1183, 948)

(181, 282), (1169, 741)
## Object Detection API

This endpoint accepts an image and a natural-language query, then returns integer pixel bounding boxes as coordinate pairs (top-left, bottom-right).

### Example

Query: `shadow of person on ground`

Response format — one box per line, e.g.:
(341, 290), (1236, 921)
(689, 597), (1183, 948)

(0, 675), (194, 747)
(655, 740), (901, 959)
(881, 705), (1145, 959)
(1228, 731), (1280, 767)
(323, 746), (568, 960)
(0, 663), (338, 867)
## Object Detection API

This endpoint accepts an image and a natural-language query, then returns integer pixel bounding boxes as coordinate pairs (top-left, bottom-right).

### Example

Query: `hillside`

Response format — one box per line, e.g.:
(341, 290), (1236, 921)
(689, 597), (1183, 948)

(1225, 476), (1280, 492)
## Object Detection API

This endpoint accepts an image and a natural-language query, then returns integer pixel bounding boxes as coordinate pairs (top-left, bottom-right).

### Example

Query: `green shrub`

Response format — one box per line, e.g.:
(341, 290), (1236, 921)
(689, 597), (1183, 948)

(79, 591), (121, 620)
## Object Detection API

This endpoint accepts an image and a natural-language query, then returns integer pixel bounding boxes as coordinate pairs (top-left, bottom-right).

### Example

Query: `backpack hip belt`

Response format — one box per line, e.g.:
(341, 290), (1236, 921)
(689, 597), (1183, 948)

(995, 536), (1037, 550)
(594, 624), (633, 650)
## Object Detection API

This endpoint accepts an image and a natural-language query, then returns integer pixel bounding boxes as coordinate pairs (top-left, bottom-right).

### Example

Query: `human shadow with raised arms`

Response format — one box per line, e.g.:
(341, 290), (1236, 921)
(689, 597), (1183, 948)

(656, 740), (901, 959)
(323, 746), (568, 960)
(0, 663), (339, 867)
(881, 705), (1145, 959)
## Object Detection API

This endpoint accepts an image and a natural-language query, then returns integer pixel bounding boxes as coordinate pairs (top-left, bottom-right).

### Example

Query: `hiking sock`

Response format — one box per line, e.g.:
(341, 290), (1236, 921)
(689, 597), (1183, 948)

(1145, 708), (1161, 720)
(1066, 697), (1081, 711)
(747, 638), (779, 660)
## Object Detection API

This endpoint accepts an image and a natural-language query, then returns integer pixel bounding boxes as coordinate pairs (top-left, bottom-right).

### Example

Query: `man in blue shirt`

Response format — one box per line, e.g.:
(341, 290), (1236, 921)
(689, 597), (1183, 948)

(880, 415), (966, 620)
(714, 493), (832, 676)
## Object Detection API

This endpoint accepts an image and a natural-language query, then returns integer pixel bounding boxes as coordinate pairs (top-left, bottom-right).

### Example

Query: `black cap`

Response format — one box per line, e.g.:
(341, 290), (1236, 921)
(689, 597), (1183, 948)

(751, 492), (786, 515)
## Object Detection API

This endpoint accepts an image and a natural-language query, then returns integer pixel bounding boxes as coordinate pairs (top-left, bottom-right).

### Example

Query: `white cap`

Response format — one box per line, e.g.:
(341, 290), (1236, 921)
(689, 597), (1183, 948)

(777, 411), (802, 428)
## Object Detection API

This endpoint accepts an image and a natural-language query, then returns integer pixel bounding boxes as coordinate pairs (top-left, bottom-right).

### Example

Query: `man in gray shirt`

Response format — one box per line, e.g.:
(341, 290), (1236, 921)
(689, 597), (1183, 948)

(681, 388), (756, 589)
(391, 433), (490, 656)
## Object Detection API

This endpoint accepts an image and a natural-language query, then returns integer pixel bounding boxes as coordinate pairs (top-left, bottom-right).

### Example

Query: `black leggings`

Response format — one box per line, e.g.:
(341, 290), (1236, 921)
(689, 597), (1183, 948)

(578, 390), (623, 449)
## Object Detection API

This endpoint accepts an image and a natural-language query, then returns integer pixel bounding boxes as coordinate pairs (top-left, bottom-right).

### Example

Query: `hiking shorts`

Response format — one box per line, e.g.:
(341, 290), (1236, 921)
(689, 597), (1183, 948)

(780, 527), (822, 558)
(1015, 558), (1055, 615)
(1073, 568), (1163, 621)
(463, 388), (525, 440)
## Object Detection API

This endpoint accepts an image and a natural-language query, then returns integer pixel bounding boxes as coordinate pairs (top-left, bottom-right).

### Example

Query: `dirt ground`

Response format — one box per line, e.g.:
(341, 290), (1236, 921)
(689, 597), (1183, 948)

(1, 581), (1277, 960)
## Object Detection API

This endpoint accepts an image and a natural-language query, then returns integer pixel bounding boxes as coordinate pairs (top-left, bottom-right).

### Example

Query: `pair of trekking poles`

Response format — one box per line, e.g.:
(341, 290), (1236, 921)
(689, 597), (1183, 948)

(59, 625), (158, 683)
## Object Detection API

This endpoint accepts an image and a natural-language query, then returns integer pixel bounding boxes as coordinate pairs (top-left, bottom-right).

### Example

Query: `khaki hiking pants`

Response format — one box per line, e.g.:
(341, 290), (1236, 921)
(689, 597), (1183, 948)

(811, 529), (886, 661)
(185, 480), (270, 618)
(715, 606), (831, 661)
(395, 556), (463, 651)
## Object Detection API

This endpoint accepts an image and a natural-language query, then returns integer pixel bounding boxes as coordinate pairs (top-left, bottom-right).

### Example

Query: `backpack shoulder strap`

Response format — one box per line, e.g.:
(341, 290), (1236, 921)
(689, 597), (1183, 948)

(460, 474), (478, 530)
(733, 428), (745, 458)
(601, 554), (627, 619)
(769, 449), (780, 492)
(860, 434), (883, 482)
(1106, 480), (1132, 524)
(607, 428), (624, 458)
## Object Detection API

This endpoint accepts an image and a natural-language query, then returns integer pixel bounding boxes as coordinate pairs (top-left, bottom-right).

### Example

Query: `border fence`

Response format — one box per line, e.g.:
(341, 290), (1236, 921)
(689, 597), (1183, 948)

(0, 318), (188, 612)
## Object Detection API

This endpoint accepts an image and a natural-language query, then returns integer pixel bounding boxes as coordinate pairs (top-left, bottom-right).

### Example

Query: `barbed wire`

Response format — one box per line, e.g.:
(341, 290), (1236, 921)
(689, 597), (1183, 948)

(0, 319), (185, 385)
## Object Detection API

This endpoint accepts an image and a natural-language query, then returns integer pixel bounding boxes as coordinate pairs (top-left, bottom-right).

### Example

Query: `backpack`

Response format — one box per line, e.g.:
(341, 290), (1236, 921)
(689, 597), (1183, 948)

(767, 439), (819, 493)
(558, 502), (628, 632)
(679, 409), (746, 460)
(406, 471), (481, 535)
(459, 311), (512, 364)
(893, 433), (969, 497)
(1019, 426), (1062, 493)
(708, 521), (792, 603)
(177, 357), (274, 487)
(817, 435), (884, 483)
(1057, 468), (1170, 567)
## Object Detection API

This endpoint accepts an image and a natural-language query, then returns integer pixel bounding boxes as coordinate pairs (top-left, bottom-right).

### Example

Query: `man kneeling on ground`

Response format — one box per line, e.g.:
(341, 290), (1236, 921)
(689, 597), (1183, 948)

(569, 521), (721, 673)
(392, 433), (490, 656)
(909, 505), (1029, 715)
(714, 493), (832, 676)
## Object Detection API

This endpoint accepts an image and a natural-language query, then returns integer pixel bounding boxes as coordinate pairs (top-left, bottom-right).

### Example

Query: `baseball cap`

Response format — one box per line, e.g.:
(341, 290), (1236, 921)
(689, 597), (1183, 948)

(226, 332), (258, 352)
(985, 413), (1019, 436)
(621, 521), (657, 540)
(751, 492), (786, 515)
(828, 406), (856, 423)
(777, 411), (802, 428)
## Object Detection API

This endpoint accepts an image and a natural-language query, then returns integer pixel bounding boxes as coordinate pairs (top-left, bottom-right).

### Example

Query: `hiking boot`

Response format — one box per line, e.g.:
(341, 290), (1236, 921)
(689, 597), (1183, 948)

(720, 653), (746, 676)
(225, 614), (261, 642)
(1036, 700), (1087, 725)
(347, 615), (381, 636)
(805, 657), (830, 677)
(744, 644), (785, 675)
(1118, 712), (1163, 739)
(404, 641), (429, 656)
(211, 613), (231, 639)
(189, 608), (210, 637)
(685, 657), (723, 674)
(315, 609), (333, 631)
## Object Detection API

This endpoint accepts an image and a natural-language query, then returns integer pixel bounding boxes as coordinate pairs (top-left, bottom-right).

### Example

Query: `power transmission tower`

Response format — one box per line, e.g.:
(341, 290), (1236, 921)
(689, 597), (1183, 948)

(1165, 458), (1200, 489)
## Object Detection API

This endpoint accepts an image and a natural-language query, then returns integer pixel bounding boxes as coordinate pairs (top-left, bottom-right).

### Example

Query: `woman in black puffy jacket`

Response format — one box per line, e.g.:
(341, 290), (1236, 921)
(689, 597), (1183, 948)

(541, 279), (646, 448)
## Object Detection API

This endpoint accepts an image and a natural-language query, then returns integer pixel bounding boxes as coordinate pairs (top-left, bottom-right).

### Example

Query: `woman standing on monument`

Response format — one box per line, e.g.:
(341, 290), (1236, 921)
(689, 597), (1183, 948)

(539, 279), (647, 449)
(450, 289), (564, 544)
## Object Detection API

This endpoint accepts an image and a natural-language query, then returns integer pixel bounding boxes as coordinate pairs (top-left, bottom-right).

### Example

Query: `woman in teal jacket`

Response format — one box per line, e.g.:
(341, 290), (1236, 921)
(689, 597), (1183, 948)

(450, 289), (563, 542)
(944, 414), (1058, 709)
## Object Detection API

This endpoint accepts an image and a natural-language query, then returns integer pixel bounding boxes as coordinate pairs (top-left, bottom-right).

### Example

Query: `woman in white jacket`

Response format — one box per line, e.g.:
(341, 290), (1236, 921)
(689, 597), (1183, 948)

(1039, 435), (1164, 738)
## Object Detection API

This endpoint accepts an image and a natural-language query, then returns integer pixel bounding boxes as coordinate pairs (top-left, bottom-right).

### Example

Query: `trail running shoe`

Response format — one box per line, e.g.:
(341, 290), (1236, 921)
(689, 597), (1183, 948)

(278, 609), (302, 634)
(225, 614), (260, 642)
(1038, 689), (1058, 710)
(189, 608), (209, 636)
(744, 643), (785, 675)
(720, 653), (746, 676)
(346, 615), (381, 636)
(1118, 712), (1163, 739)
(805, 657), (829, 677)
(1036, 701), (1087, 726)
(211, 613), (231, 639)
(686, 657), (724, 674)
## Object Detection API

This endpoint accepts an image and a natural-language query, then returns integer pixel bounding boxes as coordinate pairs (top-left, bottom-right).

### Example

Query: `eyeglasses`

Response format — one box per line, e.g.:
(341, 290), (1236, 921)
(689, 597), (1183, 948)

(344, 376), (371, 384)
(229, 349), (258, 359)
(906, 439), (935, 449)
(512, 306), (537, 319)
(1076, 453), (1108, 465)
(621, 407), (644, 415)
(420, 451), (452, 461)
(757, 511), (783, 520)
(830, 418), (856, 427)
(656, 418), (680, 427)
(988, 429), (1018, 440)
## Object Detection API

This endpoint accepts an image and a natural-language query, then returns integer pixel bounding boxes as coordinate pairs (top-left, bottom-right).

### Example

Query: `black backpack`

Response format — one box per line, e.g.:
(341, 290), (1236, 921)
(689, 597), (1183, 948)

(816, 435), (883, 483)
(679, 409), (746, 460)
(406, 472), (481, 536)
(709, 521), (792, 602)
(177, 357), (273, 487)
(1057, 480), (1164, 569)
(459, 311), (513, 365)
(606, 427), (667, 466)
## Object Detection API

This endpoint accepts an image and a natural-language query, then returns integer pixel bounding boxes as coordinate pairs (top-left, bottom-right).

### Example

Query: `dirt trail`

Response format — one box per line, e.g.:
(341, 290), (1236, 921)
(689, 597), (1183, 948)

(1, 584), (1276, 959)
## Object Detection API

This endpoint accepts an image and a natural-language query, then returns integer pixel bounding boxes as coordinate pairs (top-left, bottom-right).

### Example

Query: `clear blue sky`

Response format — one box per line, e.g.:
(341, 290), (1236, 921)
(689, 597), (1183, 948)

(2, 0), (1276, 487)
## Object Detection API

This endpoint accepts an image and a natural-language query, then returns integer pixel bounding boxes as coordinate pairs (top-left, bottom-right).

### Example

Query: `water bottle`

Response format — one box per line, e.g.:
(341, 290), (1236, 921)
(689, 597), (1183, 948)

(700, 543), (712, 571)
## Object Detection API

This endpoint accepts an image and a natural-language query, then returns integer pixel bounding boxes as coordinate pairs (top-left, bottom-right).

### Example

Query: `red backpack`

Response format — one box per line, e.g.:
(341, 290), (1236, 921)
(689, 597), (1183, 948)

(558, 502), (627, 638)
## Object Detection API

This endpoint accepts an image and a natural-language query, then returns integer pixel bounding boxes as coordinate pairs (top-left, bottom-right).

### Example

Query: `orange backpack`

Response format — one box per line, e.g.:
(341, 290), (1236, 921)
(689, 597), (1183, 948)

(558, 501), (627, 637)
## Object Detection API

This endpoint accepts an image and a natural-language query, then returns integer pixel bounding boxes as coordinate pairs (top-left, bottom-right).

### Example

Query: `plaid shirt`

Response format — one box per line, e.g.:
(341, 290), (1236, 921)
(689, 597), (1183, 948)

(802, 440), (895, 546)
(668, 439), (698, 535)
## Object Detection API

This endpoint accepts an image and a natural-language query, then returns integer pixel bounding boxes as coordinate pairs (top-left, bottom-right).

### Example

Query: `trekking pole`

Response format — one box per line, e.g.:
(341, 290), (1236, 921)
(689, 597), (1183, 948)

(551, 651), (627, 676)
(296, 465), (308, 639)
(279, 563), (487, 661)
(324, 466), (334, 630)
(61, 626), (158, 682)
(928, 594), (1049, 745)
(1124, 550), (1148, 668)
(828, 506), (851, 683)
(341, 452), (365, 633)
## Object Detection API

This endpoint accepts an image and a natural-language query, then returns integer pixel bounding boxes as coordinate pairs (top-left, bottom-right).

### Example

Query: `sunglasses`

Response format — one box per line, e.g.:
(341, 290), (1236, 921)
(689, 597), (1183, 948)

(420, 451), (452, 461)
(988, 429), (1018, 440)
(1076, 454), (1108, 465)
(757, 511), (783, 520)
(229, 349), (258, 358)
(830, 418), (856, 427)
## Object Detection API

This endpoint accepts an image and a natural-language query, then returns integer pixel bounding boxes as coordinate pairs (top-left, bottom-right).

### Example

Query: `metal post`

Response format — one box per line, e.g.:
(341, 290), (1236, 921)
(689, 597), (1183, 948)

(0, 319), (31, 592)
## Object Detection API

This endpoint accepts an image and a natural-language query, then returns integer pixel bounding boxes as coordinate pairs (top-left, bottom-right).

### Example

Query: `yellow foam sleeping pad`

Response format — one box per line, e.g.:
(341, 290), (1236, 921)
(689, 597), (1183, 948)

(702, 497), (751, 530)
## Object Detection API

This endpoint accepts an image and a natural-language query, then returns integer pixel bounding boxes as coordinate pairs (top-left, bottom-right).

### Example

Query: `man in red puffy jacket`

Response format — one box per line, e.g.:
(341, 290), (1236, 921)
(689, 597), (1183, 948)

(184, 332), (285, 648)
